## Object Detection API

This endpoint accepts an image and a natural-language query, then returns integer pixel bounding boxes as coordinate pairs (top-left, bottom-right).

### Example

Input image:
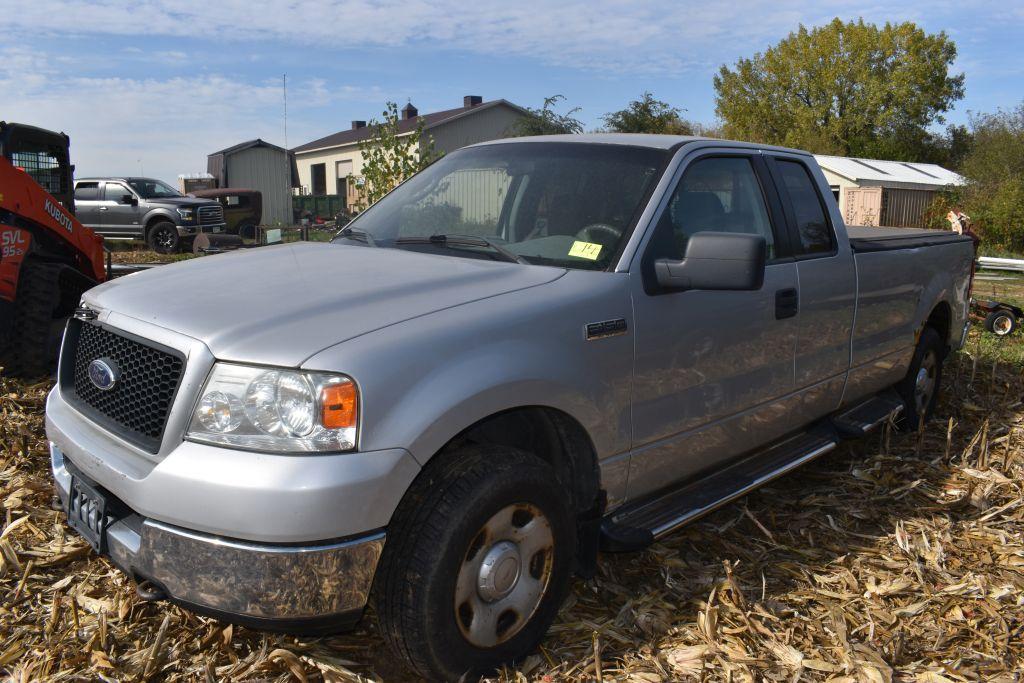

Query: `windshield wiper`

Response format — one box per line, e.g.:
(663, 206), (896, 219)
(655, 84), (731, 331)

(394, 234), (529, 264)
(337, 226), (377, 247)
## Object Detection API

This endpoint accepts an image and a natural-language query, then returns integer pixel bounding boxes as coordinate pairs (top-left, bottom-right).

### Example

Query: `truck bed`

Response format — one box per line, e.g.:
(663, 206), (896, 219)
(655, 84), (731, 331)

(847, 226), (974, 253)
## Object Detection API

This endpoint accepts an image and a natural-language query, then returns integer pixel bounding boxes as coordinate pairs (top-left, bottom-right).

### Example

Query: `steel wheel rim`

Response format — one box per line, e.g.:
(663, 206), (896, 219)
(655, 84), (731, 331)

(454, 503), (554, 648)
(993, 315), (1012, 335)
(914, 349), (937, 415)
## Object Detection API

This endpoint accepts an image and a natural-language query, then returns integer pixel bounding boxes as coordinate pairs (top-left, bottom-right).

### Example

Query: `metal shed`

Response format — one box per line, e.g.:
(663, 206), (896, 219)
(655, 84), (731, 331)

(207, 140), (298, 225)
(814, 155), (965, 228)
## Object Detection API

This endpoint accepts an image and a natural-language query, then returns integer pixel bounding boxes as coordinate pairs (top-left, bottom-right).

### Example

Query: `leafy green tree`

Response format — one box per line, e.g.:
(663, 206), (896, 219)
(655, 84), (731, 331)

(357, 101), (439, 208)
(714, 19), (965, 159)
(935, 104), (1024, 252)
(508, 95), (584, 136)
(603, 92), (693, 135)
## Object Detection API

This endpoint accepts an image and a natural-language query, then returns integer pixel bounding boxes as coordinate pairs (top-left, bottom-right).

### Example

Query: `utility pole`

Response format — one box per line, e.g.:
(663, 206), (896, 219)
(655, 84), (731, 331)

(283, 73), (291, 228)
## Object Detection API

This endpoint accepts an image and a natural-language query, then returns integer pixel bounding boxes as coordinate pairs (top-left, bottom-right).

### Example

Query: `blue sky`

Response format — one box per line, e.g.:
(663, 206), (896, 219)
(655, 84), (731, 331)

(2, 0), (1021, 183)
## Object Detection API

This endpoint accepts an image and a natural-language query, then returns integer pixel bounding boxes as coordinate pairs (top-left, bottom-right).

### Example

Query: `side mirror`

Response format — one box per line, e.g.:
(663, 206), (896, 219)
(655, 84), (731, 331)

(654, 232), (766, 292)
(121, 194), (137, 206)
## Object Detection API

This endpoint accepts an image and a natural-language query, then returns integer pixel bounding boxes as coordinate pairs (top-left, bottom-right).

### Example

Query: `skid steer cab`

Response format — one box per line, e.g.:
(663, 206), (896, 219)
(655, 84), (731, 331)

(0, 121), (106, 377)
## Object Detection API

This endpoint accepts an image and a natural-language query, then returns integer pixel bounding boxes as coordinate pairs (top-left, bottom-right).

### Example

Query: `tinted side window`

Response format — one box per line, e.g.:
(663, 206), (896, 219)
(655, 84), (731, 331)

(103, 183), (130, 201)
(75, 182), (99, 201)
(658, 156), (775, 259)
(776, 160), (832, 254)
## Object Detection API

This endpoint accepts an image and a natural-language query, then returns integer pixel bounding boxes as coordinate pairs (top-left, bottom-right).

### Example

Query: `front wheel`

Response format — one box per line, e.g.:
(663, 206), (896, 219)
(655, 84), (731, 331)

(147, 221), (180, 254)
(236, 221), (258, 241)
(895, 326), (944, 431)
(374, 446), (575, 681)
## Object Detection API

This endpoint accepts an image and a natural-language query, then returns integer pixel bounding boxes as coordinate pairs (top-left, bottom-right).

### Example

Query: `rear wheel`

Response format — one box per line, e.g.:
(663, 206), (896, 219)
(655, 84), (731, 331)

(147, 221), (180, 254)
(984, 310), (1017, 337)
(895, 326), (944, 431)
(374, 446), (575, 681)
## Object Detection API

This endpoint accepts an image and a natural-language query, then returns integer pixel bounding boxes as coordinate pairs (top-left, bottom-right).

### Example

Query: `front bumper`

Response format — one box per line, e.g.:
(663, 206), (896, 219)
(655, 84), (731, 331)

(52, 444), (383, 631)
(178, 222), (225, 236)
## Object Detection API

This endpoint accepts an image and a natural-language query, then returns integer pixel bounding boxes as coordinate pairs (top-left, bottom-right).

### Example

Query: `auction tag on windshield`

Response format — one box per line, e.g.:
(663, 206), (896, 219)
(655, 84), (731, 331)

(568, 241), (602, 260)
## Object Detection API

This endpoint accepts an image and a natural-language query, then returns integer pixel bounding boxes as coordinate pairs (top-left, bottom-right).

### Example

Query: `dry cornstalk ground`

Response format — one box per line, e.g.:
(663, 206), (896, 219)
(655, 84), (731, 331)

(2, 324), (1023, 682)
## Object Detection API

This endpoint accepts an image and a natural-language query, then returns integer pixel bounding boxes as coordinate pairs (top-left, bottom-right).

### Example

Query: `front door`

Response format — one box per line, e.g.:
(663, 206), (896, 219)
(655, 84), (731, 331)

(627, 152), (801, 500)
(99, 182), (141, 236)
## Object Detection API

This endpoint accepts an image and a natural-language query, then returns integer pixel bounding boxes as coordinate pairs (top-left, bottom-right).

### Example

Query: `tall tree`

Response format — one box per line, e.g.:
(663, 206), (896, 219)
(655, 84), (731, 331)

(357, 101), (439, 208)
(603, 92), (693, 135)
(938, 104), (1024, 251)
(714, 19), (965, 159)
(508, 95), (584, 136)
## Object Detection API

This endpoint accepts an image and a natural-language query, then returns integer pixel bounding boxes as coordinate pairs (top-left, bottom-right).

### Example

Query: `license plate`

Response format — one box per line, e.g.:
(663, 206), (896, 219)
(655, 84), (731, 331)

(66, 476), (109, 553)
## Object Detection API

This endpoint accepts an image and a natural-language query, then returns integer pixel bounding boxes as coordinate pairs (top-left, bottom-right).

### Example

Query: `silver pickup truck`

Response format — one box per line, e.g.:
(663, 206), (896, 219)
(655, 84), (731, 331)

(47, 135), (974, 680)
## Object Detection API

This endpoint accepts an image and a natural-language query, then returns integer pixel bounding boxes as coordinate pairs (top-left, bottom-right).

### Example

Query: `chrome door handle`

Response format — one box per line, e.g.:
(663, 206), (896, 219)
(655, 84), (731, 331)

(99, 207), (108, 211)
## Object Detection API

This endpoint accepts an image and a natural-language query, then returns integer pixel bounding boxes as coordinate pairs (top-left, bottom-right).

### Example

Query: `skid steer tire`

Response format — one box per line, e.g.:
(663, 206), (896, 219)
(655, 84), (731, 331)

(7, 261), (66, 378)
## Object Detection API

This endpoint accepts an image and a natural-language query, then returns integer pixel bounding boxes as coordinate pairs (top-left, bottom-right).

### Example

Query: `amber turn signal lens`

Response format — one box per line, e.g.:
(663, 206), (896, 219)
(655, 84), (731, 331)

(320, 381), (357, 429)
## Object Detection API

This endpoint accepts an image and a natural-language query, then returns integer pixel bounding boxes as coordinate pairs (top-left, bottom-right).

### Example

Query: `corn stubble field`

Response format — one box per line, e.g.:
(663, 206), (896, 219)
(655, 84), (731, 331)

(2, 276), (1023, 682)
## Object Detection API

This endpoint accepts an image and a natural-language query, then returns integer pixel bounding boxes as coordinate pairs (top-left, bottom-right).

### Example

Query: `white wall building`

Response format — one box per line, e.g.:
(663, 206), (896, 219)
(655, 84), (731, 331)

(292, 96), (528, 208)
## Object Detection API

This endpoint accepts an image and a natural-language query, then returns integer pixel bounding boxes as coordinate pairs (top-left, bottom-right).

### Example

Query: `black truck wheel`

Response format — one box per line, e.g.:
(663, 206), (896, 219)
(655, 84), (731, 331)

(6, 261), (67, 377)
(147, 221), (180, 254)
(895, 326), (944, 431)
(374, 446), (575, 681)
(236, 221), (257, 241)
(984, 309), (1018, 337)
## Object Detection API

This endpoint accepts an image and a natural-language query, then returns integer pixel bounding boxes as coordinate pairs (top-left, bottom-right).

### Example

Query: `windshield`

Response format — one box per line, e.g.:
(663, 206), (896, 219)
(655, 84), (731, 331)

(333, 142), (667, 270)
(128, 178), (182, 199)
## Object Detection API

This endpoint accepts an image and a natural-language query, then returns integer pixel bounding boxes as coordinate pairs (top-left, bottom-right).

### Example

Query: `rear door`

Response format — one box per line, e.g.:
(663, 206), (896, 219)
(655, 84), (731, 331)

(73, 182), (102, 229)
(626, 150), (801, 499)
(764, 154), (856, 416)
(99, 181), (142, 237)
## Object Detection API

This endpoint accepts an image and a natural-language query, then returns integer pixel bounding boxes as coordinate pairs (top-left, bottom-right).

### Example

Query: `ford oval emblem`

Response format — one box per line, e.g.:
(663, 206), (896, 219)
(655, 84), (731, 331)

(88, 357), (120, 391)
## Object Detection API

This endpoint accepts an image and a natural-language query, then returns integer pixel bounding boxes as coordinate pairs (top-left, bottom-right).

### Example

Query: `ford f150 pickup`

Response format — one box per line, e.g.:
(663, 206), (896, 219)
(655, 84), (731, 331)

(46, 134), (975, 681)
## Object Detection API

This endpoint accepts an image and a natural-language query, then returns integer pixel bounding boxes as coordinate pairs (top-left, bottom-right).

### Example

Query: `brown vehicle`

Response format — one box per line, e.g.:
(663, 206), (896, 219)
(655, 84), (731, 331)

(191, 188), (262, 239)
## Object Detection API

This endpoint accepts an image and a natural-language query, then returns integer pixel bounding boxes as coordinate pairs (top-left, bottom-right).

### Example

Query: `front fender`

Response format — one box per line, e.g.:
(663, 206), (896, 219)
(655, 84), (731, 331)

(143, 208), (179, 228)
(302, 270), (635, 466)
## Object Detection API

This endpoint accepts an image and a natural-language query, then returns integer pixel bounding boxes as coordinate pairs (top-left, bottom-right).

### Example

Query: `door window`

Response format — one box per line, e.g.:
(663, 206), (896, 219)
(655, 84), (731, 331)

(658, 156), (775, 259)
(74, 182), (99, 201)
(103, 183), (131, 202)
(775, 160), (833, 254)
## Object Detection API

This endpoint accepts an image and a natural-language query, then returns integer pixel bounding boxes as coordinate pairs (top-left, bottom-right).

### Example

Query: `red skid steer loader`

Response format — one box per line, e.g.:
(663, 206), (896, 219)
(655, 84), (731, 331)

(0, 122), (106, 377)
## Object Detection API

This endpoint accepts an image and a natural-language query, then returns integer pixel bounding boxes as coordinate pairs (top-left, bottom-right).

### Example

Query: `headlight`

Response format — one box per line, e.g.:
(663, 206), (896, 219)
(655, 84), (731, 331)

(176, 208), (195, 221)
(186, 363), (358, 453)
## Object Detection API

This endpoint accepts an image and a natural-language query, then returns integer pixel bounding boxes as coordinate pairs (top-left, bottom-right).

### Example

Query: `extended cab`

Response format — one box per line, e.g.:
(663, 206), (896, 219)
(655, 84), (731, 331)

(47, 135), (974, 680)
(74, 177), (226, 253)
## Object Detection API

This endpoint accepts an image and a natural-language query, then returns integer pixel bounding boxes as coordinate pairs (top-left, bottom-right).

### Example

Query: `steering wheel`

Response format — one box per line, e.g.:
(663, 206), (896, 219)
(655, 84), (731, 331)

(575, 223), (621, 246)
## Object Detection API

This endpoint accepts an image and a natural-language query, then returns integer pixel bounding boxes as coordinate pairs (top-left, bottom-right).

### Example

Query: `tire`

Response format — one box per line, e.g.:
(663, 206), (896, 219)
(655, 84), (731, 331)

(894, 326), (944, 431)
(147, 221), (180, 254)
(374, 446), (576, 681)
(984, 310), (1017, 337)
(6, 261), (66, 377)
(236, 221), (257, 241)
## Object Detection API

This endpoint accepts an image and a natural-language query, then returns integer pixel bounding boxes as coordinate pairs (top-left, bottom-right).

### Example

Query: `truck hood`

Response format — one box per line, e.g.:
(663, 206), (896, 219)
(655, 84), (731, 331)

(84, 242), (565, 366)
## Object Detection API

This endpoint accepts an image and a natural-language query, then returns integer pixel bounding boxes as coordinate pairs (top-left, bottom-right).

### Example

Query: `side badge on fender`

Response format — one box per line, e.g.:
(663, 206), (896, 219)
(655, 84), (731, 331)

(585, 318), (628, 341)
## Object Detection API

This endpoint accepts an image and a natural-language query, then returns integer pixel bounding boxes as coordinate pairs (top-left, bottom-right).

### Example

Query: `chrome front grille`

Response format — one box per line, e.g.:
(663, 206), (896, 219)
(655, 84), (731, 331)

(197, 204), (224, 225)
